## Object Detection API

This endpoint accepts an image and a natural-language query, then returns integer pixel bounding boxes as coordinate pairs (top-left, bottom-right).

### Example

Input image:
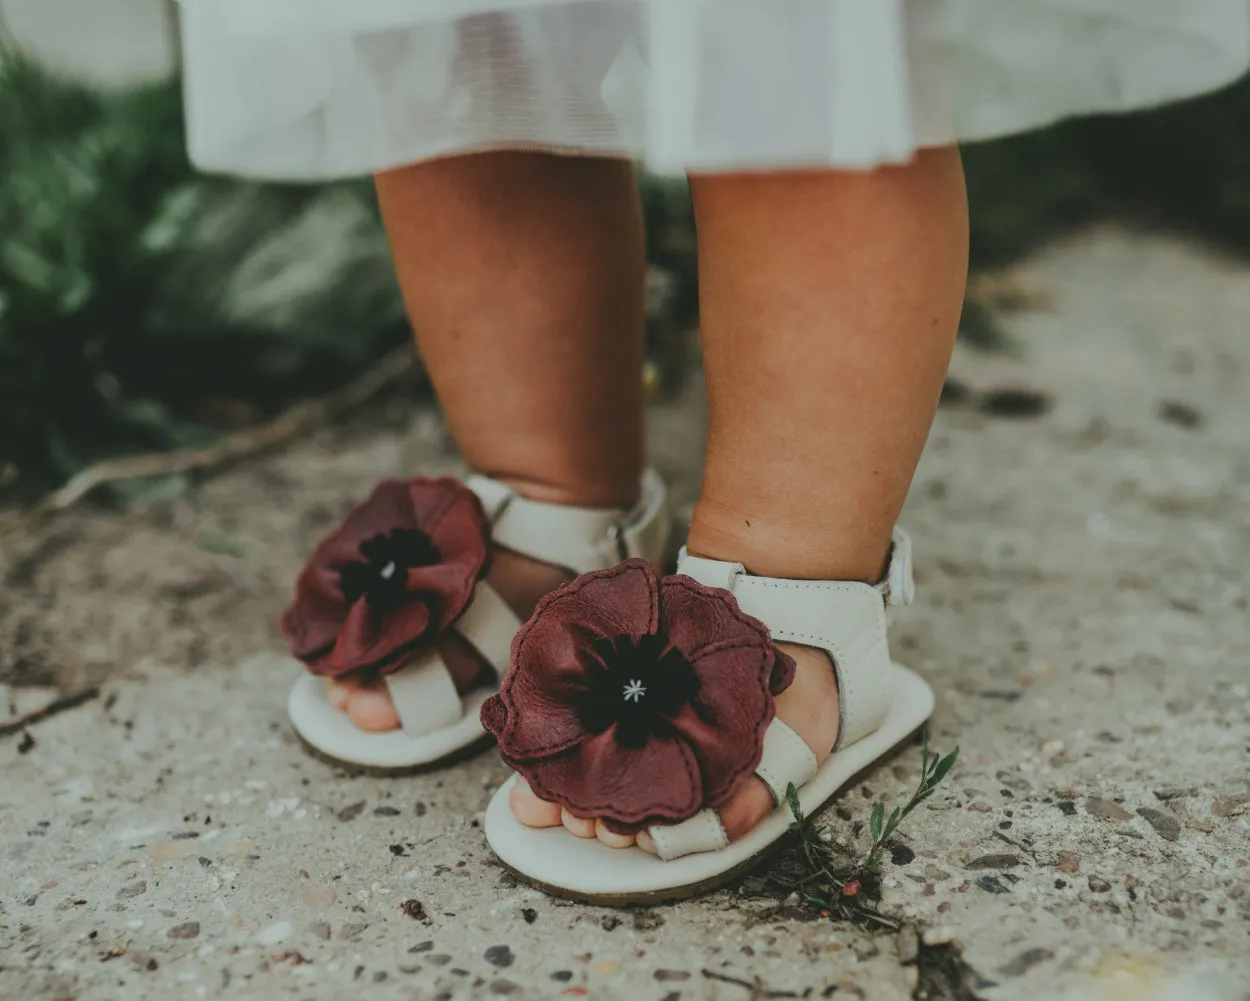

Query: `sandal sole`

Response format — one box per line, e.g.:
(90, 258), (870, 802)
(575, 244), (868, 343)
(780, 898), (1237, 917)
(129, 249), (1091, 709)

(288, 671), (496, 775)
(483, 663), (934, 905)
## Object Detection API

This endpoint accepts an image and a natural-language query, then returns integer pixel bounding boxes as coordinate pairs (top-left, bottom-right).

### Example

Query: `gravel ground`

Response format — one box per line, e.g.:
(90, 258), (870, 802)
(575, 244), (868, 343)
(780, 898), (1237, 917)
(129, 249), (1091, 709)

(1, 227), (1248, 1001)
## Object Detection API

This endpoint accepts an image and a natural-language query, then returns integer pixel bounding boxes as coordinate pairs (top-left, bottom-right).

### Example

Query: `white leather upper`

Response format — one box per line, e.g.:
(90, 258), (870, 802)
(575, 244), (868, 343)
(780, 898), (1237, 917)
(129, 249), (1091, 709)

(382, 470), (671, 740)
(648, 529), (914, 859)
(648, 808), (729, 861)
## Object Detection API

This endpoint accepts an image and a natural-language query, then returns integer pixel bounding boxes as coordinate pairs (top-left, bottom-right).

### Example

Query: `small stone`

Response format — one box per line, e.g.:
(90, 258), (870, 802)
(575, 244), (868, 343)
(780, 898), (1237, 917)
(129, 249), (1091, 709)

(632, 910), (665, 931)
(168, 922), (200, 940)
(1085, 798), (1132, 822)
(976, 876), (1010, 894)
(491, 981), (520, 995)
(373, 806), (401, 817)
(1157, 400), (1203, 429)
(551, 971), (574, 982)
(301, 887), (336, 909)
(399, 899), (429, 922)
(308, 922), (332, 940)
(1057, 852), (1080, 874)
(1116, 828), (1144, 839)
(1087, 876), (1112, 893)
(1153, 787), (1199, 801)
(890, 844), (916, 866)
(1187, 820), (1215, 833)
(1212, 793), (1250, 818)
(654, 970), (691, 982)
(485, 946), (515, 968)
(336, 801), (367, 822)
(924, 864), (951, 882)
(965, 854), (1020, 871)
(116, 881), (147, 900)
(147, 842), (197, 862)
(1056, 801), (1077, 816)
(998, 948), (1054, 977)
(600, 915), (622, 931)
(338, 923), (369, 940)
(409, 941), (434, 953)
(1136, 807), (1181, 842)
(427, 954), (453, 967)
(895, 927), (919, 965)
(256, 922), (293, 945)
(521, 908), (538, 924)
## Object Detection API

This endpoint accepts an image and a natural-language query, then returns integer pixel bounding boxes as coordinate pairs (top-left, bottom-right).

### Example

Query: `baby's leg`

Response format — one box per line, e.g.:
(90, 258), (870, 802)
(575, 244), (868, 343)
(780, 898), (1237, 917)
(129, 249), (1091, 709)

(332, 152), (647, 731)
(512, 147), (968, 846)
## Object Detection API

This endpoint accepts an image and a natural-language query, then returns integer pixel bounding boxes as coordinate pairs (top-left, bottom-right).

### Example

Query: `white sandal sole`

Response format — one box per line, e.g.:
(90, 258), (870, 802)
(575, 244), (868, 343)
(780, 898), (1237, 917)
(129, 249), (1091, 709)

(483, 662), (934, 905)
(288, 673), (496, 774)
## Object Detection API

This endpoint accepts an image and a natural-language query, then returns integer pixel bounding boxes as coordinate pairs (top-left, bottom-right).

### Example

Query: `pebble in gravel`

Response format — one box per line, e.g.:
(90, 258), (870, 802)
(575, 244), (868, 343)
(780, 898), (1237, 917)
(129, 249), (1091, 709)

(965, 854), (1020, 870)
(1136, 807), (1181, 842)
(485, 945), (515, 968)
(308, 922), (331, 940)
(976, 876), (1010, 894)
(1085, 797), (1132, 822)
(256, 921), (293, 945)
(654, 970), (691, 981)
(116, 881), (147, 899)
(1087, 877), (1112, 893)
(168, 922), (200, 940)
(998, 948), (1054, 977)
(1212, 793), (1250, 818)
(891, 844), (916, 866)
(1057, 852), (1080, 874)
(336, 801), (366, 822)
(551, 971), (574, 982)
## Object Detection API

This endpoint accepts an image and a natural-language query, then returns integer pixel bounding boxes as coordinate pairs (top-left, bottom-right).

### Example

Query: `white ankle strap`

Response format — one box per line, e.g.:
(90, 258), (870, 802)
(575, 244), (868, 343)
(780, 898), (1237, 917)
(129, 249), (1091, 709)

(674, 528), (913, 751)
(466, 469), (669, 576)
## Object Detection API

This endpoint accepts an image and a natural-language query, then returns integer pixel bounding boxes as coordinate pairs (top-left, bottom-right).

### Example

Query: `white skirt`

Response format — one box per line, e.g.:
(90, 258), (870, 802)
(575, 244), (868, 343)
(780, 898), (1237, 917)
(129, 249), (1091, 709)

(178, 0), (1250, 180)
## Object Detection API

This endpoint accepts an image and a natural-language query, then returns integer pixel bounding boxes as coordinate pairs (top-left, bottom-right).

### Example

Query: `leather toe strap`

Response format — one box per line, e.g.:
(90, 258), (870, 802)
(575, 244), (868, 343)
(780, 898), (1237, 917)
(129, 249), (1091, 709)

(384, 647), (464, 739)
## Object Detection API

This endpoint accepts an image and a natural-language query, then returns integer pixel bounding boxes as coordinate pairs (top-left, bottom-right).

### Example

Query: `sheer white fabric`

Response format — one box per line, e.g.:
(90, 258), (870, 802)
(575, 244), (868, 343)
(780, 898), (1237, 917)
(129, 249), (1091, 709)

(177, 0), (1250, 180)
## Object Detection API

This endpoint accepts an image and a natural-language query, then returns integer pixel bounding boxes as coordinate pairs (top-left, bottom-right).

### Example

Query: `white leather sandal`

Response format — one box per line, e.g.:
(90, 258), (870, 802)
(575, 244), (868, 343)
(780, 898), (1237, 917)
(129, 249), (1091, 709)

(481, 531), (933, 903)
(284, 470), (670, 773)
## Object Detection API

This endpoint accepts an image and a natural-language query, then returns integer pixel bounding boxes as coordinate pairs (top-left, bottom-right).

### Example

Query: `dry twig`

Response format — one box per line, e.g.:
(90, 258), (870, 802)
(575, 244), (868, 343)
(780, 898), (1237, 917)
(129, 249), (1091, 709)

(42, 346), (418, 511)
(0, 686), (100, 737)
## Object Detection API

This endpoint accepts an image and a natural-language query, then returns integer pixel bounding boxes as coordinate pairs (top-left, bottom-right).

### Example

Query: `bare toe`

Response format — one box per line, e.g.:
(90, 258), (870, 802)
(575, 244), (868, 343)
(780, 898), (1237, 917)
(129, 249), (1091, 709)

(635, 830), (658, 855)
(510, 780), (563, 828)
(345, 683), (401, 732)
(326, 678), (352, 711)
(561, 810), (597, 839)
(595, 820), (636, 849)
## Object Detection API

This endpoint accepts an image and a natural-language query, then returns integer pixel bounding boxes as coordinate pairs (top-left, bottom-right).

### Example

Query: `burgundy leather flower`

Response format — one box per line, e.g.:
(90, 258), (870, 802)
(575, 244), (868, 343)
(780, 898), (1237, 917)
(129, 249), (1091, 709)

(280, 477), (490, 678)
(481, 559), (795, 834)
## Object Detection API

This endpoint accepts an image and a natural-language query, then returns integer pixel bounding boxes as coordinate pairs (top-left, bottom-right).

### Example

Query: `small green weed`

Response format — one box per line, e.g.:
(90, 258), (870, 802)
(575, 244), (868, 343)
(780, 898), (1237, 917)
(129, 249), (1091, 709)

(780, 732), (959, 929)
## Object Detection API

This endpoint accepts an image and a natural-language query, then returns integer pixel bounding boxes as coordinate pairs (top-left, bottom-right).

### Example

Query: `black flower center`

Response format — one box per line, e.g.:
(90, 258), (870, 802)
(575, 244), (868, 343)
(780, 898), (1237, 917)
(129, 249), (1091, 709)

(338, 528), (440, 613)
(578, 633), (699, 748)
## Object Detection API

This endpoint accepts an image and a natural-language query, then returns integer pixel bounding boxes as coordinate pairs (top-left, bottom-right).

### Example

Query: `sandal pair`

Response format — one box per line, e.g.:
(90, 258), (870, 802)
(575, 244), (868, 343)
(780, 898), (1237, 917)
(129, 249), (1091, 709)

(281, 472), (933, 903)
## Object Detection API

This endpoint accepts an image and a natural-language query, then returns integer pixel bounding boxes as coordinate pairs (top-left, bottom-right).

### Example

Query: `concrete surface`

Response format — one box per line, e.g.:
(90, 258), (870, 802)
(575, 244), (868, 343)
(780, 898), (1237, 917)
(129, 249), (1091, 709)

(2, 228), (1249, 1000)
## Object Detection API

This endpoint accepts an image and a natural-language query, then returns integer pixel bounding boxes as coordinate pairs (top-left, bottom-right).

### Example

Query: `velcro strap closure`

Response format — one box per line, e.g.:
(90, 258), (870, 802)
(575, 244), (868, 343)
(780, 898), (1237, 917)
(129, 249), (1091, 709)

(754, 718), (819, 805)
(647, 809), (729, 861)
(384, 647), (463, 739)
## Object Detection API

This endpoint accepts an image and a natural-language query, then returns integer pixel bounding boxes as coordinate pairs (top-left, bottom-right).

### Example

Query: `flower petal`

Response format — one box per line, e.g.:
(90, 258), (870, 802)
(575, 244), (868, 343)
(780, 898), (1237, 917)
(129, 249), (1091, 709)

(660, 574), (776, 663)
(493, 559), (661, 761)
(318, 597), (433, 677)
(517, 727), (703, 832)
(665, 641), (780, 808)
(280, 563), (349, 661)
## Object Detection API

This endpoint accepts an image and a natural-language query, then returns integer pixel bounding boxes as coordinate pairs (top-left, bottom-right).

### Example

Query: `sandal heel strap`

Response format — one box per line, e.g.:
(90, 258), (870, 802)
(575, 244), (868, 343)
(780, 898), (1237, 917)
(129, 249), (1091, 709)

(674, 530), (913, 751)
(466, 469), (669, 576)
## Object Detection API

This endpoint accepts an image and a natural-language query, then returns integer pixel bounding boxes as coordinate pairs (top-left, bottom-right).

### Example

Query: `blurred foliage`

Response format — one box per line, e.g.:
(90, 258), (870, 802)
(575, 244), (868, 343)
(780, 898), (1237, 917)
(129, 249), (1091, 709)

(3, 52), (1250, 494)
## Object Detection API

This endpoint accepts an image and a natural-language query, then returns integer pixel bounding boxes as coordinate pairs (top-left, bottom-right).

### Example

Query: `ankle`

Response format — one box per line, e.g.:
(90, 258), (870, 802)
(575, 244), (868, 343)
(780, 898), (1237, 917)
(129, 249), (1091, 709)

(686, 496), (890, 583)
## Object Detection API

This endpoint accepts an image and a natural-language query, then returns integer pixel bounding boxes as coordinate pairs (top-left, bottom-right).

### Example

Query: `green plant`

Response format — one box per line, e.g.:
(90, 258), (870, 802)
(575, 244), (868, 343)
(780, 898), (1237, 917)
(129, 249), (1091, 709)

(779, 732), (958, 928)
